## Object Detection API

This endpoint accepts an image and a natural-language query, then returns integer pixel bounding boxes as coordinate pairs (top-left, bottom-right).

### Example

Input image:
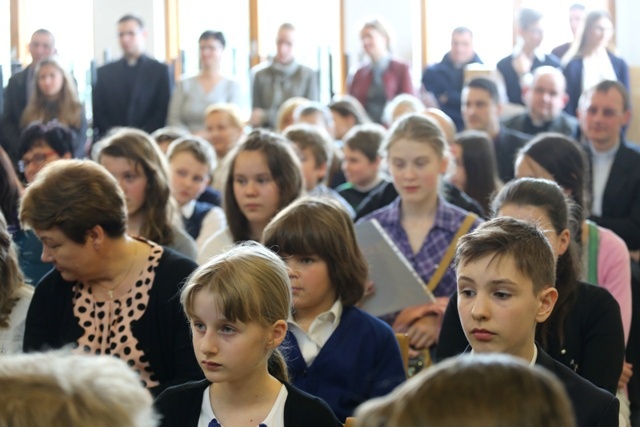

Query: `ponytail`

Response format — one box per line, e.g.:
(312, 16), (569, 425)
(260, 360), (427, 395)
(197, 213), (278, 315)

(268, 349), (289, 383)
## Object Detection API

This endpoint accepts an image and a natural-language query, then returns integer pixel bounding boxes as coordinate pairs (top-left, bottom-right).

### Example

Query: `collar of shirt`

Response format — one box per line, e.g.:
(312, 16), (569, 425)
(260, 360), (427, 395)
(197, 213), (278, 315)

(181, 199), (197, 219)
(589, 140), (620, 160)
(288, 299), (342, 365)
(470, 345), (537, 367)
(380, 196), (462, 235)
(511, 42), (546, 63)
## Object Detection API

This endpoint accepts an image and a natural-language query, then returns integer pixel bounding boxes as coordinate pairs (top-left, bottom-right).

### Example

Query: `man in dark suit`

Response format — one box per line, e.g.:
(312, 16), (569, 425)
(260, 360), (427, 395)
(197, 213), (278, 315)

(421, 27), (482, 131)
(1, 29), (56, 165)
(92, 14), (171, 141)
(461, 76), (530, 183)
(579, 80), (640, 255)
(502, 66), (579, 139)
(456, 217), (619, 427)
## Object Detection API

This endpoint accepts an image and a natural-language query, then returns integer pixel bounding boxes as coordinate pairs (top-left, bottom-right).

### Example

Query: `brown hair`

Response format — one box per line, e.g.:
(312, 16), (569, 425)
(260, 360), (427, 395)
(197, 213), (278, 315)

(0, 351), (158, 427)
(19, 159), (127, 244)
(0, 212), (25, 329)
(21, 58), (82, 128)
(454, 216), (556, 294)
(263, 197), (366, 306)
(204, 103), (245, 130)
(166, 135), (216, 175)
(275, 97), (308, 133)
(355, 353), (575, 427)
(94, 128), (175, 246)
(283, 123), (333, 170)
(224, 130), (303, 242)
(343, 123), (386, 162)
(181, 242), (291, 383)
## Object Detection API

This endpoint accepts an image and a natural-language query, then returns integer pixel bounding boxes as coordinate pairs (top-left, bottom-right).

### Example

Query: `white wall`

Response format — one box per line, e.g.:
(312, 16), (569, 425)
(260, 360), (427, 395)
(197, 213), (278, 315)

(92, 0), (165, 66)
(616, 0), (640, 66)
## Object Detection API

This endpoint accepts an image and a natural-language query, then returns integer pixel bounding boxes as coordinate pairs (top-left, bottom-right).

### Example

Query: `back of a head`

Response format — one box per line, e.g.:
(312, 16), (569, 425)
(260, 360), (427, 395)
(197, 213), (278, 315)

(328, 95), (370, 125)
(0, 351), (157, 427)
(355, 353), (575, 427)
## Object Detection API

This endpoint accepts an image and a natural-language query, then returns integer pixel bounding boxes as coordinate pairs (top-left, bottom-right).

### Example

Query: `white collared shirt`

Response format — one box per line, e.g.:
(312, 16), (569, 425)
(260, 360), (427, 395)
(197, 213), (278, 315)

(470, 345), (537, 367)
(181, 200), (227, 251)
(589, 142), (619, 217)
(288, 300), (343, 366)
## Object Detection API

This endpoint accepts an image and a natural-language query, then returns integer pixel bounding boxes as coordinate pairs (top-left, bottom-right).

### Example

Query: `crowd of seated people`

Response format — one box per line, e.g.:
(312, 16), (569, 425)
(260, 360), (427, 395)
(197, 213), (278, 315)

(1, 4), (639, 427)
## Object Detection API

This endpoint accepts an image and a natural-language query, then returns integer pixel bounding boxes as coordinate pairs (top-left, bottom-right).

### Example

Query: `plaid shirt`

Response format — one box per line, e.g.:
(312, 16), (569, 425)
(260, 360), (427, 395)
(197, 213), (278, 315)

(360, 197), (482, 298)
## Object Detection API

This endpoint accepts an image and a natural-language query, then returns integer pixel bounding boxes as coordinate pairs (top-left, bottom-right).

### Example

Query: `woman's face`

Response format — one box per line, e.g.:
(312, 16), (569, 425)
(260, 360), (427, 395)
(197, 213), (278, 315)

(199, 37), (224, 68)
(205, 111), (242, 158)
(37, 226), (96, 282)
(21, 141), (65, 183)
(587, 17), (614, 50)
(37, 64), (64, 99)
(360, 27), (388, 59)
(100, 155), (148, 218)
(450, 143), (466, 191)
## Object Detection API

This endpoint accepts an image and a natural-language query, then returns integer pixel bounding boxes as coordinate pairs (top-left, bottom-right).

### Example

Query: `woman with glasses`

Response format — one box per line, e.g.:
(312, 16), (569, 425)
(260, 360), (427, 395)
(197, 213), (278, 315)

(167, 31), (242, 136)
(11, 122), (75, 285)
(562, 9), (629, 117)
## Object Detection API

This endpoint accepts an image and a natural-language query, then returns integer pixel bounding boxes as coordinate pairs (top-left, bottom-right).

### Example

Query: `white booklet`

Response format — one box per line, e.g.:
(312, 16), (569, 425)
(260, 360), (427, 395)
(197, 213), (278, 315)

(354, 219), (436, 316)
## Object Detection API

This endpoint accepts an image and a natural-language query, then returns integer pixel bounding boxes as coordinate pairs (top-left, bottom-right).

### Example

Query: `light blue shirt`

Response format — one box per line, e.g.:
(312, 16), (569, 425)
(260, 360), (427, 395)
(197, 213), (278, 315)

(589, 142), (619, 217)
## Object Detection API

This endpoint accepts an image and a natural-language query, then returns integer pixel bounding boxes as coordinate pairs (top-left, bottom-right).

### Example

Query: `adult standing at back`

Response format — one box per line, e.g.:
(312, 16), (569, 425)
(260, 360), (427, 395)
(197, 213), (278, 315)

(552, 3), (587, 60)
(421, 27), (482, 131)
(348, 19), (414, 125)
(92, 14), (172, 141)
(496, 8), (560, 106)
(562, 10), (629, 117)
(250, 23), (318, 130)
(167, 31), (242, 136)
(2, 29), (56, 165)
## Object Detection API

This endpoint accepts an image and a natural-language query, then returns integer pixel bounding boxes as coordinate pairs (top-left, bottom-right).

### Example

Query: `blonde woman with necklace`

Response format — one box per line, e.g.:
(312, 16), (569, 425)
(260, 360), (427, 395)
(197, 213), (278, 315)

(20, 160), (203, 396)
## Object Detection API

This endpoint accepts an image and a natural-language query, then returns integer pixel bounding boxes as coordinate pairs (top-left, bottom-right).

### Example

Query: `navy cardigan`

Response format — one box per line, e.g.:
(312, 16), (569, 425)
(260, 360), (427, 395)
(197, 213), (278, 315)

(283, 305), (406, 422)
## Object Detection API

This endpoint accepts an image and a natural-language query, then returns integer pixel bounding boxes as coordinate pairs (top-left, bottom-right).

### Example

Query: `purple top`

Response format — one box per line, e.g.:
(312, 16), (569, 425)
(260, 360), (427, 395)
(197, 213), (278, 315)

(359, 197), (482, 299)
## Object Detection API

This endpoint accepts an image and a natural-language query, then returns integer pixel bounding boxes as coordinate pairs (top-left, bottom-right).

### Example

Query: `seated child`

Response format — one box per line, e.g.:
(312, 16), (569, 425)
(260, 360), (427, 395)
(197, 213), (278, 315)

(166, 136), (226, 250)
(262, 197), (406, 422)
(282, 124), (355, 217)
(355, 353), (576, 427)
(335, 123), (392, 214)
(155, 242), (342, 427)
(454, 216), (619, 426)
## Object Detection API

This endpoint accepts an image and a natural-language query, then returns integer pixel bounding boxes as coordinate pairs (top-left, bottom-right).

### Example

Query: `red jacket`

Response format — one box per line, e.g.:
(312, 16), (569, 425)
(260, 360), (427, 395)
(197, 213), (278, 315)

(347, 58), (415, 108)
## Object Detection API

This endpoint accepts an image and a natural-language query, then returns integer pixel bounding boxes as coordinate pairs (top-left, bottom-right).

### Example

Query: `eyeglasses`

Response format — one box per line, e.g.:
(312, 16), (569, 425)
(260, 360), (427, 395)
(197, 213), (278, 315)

(18, 150), (58, 173)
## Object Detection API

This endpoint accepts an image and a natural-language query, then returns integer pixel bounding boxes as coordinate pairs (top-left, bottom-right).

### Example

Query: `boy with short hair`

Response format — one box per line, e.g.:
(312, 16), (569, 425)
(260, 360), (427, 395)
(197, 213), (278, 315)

(455, 216), (618, 427)
(283, 123), (355, 218)
(166, 136), (226, 250)
(336, 124), (392, 213)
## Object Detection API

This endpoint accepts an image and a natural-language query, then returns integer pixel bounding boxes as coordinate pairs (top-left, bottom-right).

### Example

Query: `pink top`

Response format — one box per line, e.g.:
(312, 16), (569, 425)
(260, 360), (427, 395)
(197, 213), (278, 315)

(594, 226), (632, 343)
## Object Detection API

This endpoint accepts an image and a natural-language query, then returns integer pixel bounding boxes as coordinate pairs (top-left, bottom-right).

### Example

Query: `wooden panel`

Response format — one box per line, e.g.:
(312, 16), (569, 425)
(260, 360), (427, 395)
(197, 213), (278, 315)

(10, 0), (26, 65)
(165, 0), (181, 80)
(249, 0), (259, 67)
(626, 66), (640, 145)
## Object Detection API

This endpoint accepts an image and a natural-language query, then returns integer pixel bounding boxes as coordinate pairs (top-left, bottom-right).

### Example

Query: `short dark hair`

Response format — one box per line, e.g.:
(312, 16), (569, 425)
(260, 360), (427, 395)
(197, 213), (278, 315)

(590, 80), (630, 112)
(199, 30), (226, 48)
(455, 216), (556, 294)
(465, 77), (500, 104)
(328, 95), (370, 125)
(19, 121), (74, 159)
(118, 14), (144, 29)
(343, 123), (386, 162)
(519, 8), (543, 30)
(283, 123), (333, 170)
(263, 197), (366, 306)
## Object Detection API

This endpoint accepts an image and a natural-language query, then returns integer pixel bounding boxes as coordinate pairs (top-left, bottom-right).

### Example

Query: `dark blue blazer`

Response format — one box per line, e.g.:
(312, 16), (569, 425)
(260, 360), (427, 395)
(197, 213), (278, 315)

(92, 55), (171, 139)
(497, 53), (560, 105)
(563, 51), (629, 117)
(421, 52), (483, 131)
(282, 305), (405, 422)
(1, 66), (31, 163)
(587, 141), (640, 251)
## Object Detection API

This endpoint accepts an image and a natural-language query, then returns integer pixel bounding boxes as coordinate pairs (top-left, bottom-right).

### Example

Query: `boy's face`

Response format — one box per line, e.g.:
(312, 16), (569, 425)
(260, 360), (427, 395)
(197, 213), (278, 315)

(342, 146), (380, 188)
(457, 254), (557, 362)
(169, 151), (211, 207)
(295, 145), (326, 192)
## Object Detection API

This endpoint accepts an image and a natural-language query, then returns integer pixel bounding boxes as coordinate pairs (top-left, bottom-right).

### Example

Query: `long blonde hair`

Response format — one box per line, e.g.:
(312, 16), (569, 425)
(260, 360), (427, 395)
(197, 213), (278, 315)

(21, 58), (82, 128)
